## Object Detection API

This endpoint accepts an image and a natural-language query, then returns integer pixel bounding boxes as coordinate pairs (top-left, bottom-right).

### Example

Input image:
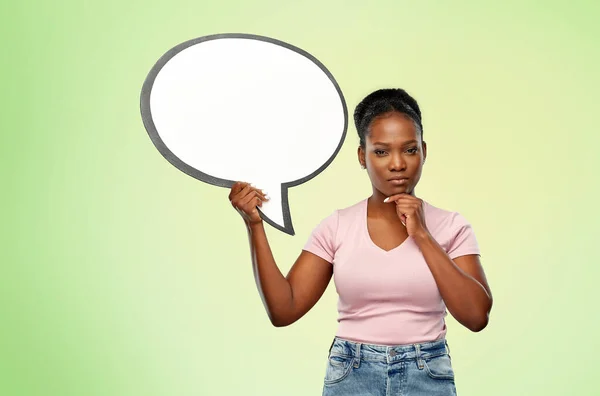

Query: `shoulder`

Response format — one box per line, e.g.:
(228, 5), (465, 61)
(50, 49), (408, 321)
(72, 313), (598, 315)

(424, 203), (481, 259)
(308, 198), (366, 236)
(423, 199), (480, 257)
(423, 200), (473, 236)
(303, 199), (366, 261)
(336, 198), (366, 219)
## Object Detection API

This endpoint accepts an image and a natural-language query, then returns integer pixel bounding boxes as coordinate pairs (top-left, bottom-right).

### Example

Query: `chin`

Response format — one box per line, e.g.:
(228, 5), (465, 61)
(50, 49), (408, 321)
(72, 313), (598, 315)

(378, 185), (408, 197)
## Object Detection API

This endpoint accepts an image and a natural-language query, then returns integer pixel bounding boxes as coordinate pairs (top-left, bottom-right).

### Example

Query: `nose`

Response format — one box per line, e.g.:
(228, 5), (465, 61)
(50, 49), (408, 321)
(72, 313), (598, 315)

(389, 153), (406, 172)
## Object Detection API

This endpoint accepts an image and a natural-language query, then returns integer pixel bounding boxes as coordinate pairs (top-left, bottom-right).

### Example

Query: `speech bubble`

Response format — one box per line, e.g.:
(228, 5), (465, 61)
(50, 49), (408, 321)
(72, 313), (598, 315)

(140, 33), (347, 235)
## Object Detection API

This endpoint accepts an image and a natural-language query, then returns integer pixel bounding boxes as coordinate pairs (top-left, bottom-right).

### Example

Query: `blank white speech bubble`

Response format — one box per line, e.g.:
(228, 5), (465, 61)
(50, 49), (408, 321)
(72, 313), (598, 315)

(140, 33), (347, 235)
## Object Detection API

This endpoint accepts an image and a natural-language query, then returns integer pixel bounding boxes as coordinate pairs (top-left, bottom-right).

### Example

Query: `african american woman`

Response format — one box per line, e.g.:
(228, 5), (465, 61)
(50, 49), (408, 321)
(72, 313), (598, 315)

(228, 88), (493, 396)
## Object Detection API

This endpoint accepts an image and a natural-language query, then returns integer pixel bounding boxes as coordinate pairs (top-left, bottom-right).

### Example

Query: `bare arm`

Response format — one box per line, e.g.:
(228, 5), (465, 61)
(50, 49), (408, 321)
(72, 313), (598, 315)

(229, 182), (333, 327)
(247, 222), (333, 327)
(388, 194), (493, 332)
(413, 233), (493, 332)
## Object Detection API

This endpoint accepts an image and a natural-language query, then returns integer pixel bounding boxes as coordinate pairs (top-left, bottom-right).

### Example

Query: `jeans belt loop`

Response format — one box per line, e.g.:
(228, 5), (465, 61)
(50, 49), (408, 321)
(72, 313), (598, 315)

(415, 344), (424, 370)
(353, 343), (361, 368)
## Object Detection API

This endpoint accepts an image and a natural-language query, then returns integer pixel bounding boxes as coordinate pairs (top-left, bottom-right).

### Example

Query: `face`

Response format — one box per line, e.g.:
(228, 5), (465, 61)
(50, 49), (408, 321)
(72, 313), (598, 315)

(358, 112), (427, 197)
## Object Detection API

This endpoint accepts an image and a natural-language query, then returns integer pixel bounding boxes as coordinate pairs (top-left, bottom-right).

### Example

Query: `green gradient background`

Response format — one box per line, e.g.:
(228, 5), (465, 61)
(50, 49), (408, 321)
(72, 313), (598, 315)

(3, 0), (599, 395)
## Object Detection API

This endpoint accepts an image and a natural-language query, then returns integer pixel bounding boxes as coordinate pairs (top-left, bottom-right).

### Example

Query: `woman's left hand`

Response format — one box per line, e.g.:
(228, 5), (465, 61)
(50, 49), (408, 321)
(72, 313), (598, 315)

(384, 194), (429, 238)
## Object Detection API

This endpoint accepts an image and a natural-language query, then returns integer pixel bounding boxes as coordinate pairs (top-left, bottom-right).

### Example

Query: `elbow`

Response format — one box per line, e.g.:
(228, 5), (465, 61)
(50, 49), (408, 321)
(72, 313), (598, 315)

(467, 297), (493, 332)
(467, 313), (490, 332)
(267, 296), (299, 327)
(270, 314), (295, 328)
(271, 319), (289, 328)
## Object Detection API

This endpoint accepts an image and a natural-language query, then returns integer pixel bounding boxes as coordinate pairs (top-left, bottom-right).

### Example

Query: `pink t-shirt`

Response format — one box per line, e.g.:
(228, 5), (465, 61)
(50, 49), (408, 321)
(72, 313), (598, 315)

(303, 198), (480, 346)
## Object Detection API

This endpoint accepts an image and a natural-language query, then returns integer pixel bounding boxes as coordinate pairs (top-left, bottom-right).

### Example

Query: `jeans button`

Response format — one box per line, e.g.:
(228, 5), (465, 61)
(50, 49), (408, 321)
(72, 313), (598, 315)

(389, 350), (397, 357)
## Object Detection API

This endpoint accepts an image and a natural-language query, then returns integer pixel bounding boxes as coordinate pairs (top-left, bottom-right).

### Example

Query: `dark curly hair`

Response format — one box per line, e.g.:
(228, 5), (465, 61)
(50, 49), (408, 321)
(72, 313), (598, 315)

(354, 88), (423, 147)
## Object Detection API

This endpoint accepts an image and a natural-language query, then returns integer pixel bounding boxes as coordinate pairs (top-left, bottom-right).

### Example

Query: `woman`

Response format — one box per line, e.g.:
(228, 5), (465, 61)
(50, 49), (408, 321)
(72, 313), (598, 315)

(228, 88), (493, 395)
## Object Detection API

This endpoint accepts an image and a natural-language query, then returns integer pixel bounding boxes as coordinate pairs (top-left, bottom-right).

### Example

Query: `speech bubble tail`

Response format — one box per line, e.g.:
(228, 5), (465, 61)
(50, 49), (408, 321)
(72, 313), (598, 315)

(256, 183), (294, 236)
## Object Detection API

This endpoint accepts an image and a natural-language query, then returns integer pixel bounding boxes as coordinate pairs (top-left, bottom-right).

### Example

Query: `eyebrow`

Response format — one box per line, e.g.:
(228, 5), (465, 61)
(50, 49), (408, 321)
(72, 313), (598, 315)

(372, 140), (418, 147)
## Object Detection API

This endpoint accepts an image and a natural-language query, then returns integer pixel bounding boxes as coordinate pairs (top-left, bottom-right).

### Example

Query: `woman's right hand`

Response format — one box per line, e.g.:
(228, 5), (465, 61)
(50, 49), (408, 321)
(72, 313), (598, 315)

(228, 182), (269, 225)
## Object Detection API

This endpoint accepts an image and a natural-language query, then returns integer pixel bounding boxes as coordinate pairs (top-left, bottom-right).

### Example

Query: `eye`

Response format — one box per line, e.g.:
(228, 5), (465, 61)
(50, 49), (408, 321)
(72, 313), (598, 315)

(374, 149), (387, 156)
(406, 147), (418, 154)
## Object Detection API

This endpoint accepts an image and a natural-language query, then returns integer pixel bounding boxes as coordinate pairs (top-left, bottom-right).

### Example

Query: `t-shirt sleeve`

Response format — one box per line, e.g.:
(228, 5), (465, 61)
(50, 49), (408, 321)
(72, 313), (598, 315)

(302, 211), (339, 264)
(447, 213), (481, 259)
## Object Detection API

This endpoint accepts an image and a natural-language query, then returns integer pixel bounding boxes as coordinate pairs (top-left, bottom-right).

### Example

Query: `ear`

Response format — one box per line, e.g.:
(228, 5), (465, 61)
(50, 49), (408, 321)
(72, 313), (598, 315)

(357, 145), (366, 168)
(422, 140), (427, 163)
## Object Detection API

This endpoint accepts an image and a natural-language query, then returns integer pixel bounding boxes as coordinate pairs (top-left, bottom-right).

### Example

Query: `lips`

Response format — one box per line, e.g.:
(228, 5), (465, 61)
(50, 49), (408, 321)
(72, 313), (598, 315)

(388, 177), (409, 185)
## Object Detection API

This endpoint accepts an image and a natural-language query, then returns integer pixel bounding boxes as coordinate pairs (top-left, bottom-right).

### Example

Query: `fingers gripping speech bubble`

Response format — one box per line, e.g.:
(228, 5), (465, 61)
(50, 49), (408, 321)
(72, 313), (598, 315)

(140, 33), (347, 235)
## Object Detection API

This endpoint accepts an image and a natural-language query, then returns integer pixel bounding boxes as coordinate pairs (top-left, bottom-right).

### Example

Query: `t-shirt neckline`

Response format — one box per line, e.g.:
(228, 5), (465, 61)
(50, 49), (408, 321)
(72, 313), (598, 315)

(362, 198), (413, 255)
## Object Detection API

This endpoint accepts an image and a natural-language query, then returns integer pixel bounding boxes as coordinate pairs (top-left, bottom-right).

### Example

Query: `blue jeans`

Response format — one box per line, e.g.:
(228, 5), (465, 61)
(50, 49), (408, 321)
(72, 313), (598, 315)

(322, 337), (457, 396)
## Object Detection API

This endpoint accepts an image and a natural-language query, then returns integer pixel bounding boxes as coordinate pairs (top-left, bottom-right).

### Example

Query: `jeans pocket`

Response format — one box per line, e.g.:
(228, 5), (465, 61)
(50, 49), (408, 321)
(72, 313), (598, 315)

(324, 353), (354, 385)
(423, 353), (455, 380)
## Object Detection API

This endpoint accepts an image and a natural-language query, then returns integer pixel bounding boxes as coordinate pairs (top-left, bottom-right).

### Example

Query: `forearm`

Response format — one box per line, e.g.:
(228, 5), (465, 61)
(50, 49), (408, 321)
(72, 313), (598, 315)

(413, 232), (492, 331)
(246, 221), (294, 326)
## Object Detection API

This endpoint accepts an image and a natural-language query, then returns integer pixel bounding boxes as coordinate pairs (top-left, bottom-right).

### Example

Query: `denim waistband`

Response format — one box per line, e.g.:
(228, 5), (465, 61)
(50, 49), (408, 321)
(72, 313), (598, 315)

(329, 336), (450, 364)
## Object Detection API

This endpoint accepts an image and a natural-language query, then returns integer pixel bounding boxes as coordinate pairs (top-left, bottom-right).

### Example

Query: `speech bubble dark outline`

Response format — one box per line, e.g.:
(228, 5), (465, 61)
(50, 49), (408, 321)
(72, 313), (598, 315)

(140, 33), (348, 236)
